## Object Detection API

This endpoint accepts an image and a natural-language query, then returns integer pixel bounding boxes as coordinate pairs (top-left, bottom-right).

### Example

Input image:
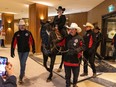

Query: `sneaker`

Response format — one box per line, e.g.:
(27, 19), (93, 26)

(18, 79), (23, 84)
(80, 73), (88, 76)
(73, 84), (78, 87)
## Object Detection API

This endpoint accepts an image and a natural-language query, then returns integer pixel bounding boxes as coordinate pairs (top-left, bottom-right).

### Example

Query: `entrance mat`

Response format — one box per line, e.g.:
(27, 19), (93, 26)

(90, 77), (116, 87)
(29, 54), (102, 83)
(95, 60), (116, 72)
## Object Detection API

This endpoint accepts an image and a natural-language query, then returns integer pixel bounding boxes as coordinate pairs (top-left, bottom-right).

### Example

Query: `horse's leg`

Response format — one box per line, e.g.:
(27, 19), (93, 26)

(57, 54), (64, 72)
(47, 55), (56, 82)
(43, 54), (50, 72)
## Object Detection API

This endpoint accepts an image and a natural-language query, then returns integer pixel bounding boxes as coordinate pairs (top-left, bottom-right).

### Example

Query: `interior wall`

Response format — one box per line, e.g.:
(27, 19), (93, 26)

(49, 12), (88, 36)
(66, 12), (88, 35)
(88, 0), (116, 28)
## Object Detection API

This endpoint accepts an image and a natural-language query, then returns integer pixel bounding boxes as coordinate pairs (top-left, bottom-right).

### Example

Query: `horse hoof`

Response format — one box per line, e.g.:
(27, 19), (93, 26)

(57, 68), (62, 72)
(46, 78), (52, 82)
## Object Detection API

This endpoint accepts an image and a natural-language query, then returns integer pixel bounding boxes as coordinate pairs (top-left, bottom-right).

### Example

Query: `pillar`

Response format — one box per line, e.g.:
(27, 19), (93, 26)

(29, 3), (48, 53)
(2, 13), (14, 44)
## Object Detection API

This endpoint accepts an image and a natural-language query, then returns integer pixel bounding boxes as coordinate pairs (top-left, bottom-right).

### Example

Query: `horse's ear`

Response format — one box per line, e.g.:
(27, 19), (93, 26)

(40, 20), (45, 25)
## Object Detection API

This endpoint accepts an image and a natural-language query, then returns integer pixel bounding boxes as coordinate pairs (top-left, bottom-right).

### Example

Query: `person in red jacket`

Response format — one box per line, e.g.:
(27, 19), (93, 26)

(80, 22), (97, 77)
(60, 23), (85, 87)
(11, 19), (35, 84)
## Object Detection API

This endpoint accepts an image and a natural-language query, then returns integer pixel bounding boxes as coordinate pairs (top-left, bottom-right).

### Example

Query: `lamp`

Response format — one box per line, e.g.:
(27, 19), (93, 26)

(7, 21), (11, 30)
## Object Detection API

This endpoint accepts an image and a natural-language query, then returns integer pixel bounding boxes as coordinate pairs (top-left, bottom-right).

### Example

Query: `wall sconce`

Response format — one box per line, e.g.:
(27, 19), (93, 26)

(7, 20), (11, 30)
(8, 22), (11, 29)
(40, 15), (44, 20)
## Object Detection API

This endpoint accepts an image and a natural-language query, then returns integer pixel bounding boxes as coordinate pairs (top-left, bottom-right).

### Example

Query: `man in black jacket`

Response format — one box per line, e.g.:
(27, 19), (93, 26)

(80, 22), (97, 77)
(11, 19), (35, 84)
(0, 63), (17, 87)
(60, 23), (85, 87)
(93, 26), (103, 60)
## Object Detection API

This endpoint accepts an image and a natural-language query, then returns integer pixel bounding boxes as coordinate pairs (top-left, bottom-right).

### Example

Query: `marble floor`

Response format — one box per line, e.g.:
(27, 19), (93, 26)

(0, 46), (116, 87)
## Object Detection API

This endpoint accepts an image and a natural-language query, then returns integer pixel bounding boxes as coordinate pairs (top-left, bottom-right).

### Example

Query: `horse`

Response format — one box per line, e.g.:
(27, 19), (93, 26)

(40, 21), (67, 82)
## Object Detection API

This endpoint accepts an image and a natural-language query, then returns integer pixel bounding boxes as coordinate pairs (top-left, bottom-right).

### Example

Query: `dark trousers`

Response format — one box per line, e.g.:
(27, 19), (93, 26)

(1, 39), (5, 47)
(64, 65), (80, 87)
(83, 50), (96, 74)
(95, 46), (103, 60)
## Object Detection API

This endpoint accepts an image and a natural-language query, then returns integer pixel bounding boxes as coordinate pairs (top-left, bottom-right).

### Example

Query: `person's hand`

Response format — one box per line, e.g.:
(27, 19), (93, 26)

(5, 62), (14, 77)
(2, 62), (14, 79)
(67, 49), (76, 55)
(11, 52), (15, 58)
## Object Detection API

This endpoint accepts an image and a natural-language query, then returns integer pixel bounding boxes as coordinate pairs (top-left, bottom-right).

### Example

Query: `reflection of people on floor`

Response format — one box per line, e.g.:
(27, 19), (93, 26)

(111, 33), (116, 62)
(11, 19), (35, 84)
(93, 26), (104, 60)
(60, 23), (85, 87)
(80, 22), (97, 78)
(0, 62), (17, 87)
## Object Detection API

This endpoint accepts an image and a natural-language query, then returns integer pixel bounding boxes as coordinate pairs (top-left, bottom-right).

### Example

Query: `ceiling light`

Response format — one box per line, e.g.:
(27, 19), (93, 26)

(1, 11), (17, 14)
(24, 4), (29, 7)
(33, 1), (54, 7)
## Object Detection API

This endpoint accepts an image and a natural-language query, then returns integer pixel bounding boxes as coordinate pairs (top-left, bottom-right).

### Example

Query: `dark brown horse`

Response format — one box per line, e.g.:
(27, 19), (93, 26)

(40, 22), (67, 82)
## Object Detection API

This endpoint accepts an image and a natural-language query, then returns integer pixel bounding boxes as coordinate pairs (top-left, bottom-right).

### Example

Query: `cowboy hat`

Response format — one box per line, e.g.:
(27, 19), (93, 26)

(67, 23), (82, 33)
(83, 22), (94, 29)
(18, 19), (26, 26)
(56, 6), (65, 12)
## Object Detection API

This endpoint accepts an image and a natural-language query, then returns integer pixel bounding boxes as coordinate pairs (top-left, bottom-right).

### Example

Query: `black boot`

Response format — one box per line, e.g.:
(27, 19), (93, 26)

(80, 73), (88, 76)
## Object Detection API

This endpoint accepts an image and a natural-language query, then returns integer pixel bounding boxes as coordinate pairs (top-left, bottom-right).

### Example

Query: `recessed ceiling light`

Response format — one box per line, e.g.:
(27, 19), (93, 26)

(2, 11), (17, 14)
(24, 4), (29, 7)
(33, 1), (54, 7)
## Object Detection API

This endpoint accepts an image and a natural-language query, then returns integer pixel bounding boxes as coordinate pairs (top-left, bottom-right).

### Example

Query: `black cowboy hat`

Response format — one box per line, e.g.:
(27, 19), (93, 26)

(95, 26), (100, 30)
(56, 6), (65, 12)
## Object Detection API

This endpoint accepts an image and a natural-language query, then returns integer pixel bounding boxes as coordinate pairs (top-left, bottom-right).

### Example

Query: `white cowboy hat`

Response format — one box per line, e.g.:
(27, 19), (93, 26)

(83, 22), (94, 29)
(67, 23), (82, 33)
(18, 19), (26, 26)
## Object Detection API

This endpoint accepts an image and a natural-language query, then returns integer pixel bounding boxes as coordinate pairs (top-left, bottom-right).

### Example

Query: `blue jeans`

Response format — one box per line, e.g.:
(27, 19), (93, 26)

(18, 52), (29, 80)
(64, 65), (80, 87)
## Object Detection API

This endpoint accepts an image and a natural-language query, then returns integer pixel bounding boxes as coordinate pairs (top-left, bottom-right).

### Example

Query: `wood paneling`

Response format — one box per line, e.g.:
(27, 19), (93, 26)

(2, 13), (14, 44)
(49, 12), (88, 36)
(29, 3), (48, 53)
(66, 12), (88, 35)
(88, 0), (116, 28)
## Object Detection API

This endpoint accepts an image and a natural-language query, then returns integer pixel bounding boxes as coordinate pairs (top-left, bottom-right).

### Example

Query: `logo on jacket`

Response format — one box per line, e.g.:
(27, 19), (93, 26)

(73, 39), (78, 46)
(87, 34), (90, 36)
(17, 34), (20, 37)
(25, 33), (29, 36)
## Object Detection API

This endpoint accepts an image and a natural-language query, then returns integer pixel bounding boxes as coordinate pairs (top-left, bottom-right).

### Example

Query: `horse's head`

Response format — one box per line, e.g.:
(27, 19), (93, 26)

(41, 21), (53, 32)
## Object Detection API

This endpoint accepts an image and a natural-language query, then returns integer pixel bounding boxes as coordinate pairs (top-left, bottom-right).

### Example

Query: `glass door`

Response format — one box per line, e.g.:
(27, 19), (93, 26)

(101, 12), (116, 59)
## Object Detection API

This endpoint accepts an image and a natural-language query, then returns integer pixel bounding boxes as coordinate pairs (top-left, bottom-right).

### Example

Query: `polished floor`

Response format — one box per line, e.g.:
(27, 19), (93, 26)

(0, 45), (116, 87)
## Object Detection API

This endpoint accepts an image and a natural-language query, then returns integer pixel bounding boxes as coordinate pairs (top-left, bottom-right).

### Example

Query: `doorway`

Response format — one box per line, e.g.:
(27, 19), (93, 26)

(101, 11), (116, 59)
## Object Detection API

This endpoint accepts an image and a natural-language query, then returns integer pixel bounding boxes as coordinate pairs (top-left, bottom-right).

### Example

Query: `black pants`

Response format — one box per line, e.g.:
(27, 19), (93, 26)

(1, 39), (5, 47)
(83, 50), (96, 74)
(64, 65), (80, 87)
(95, 46), (103, 60)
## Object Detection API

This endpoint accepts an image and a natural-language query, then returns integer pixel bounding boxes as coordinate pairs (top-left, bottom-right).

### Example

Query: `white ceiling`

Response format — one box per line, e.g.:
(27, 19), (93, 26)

(0, 0), (105, 19)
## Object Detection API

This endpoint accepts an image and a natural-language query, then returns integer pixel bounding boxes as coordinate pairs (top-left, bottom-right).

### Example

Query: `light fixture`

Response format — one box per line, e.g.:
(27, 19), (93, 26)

(7, 20), (11, 29)
(33, 1), (53, 7)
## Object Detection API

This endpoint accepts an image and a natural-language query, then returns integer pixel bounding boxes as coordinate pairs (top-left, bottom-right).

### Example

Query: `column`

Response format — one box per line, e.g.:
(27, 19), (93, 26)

(2, 13), (14, 44)
(29, 3), (48, 53)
